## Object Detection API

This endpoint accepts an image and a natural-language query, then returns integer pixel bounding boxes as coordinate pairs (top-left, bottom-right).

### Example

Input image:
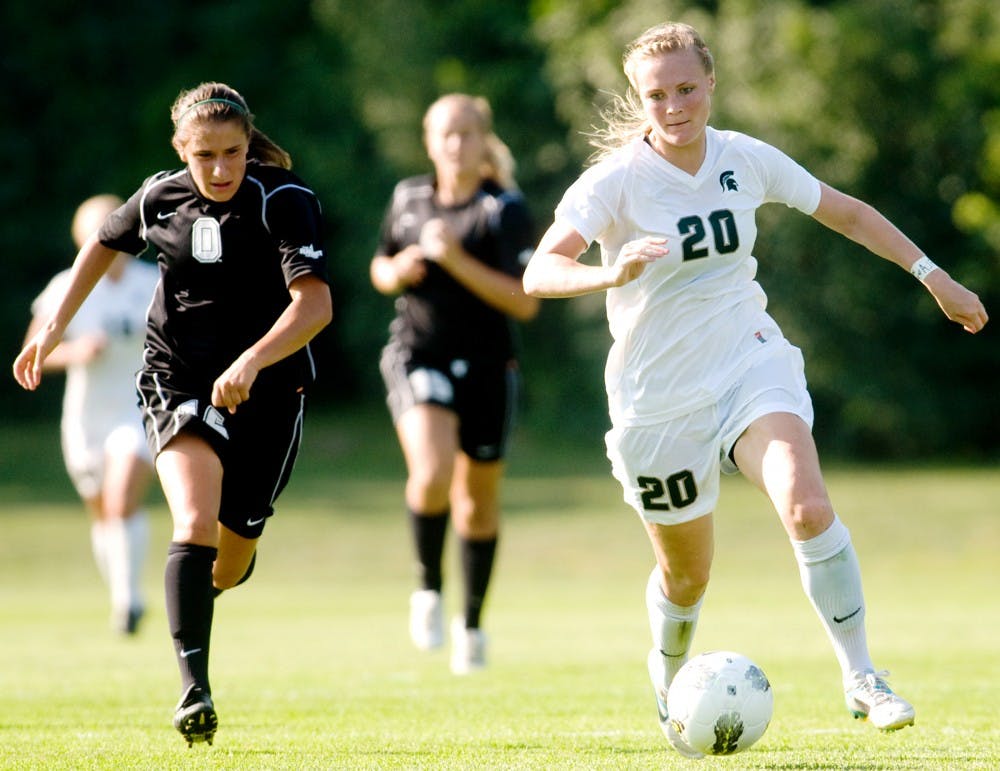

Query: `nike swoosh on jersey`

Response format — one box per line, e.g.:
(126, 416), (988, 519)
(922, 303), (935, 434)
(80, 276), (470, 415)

(156, 211), (177, 220)
(246, 517), (266, 527)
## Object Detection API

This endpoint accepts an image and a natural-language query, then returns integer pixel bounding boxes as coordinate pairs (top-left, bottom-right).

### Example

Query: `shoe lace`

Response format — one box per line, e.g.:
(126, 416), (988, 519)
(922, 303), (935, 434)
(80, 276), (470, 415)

(859, 670), (895, 705)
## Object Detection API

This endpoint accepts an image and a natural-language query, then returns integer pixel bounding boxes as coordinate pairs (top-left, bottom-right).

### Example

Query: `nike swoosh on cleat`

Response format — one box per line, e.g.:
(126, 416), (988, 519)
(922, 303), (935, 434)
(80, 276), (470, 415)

(833, 607), (862, 623)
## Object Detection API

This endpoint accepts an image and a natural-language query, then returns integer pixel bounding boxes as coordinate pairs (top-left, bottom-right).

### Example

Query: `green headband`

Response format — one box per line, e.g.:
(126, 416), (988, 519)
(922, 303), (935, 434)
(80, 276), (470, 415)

(177, 97), (248, 122)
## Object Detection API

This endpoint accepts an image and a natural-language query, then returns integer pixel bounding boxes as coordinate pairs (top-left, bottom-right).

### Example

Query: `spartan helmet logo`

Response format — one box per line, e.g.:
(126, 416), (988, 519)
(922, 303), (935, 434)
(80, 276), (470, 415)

(719, 170), (739, 192)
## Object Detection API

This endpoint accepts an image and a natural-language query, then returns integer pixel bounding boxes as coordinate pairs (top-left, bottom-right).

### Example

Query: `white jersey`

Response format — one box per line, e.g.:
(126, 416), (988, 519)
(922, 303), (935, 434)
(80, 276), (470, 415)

(555, 127), (822, 426)
(33, 260), (160, 450)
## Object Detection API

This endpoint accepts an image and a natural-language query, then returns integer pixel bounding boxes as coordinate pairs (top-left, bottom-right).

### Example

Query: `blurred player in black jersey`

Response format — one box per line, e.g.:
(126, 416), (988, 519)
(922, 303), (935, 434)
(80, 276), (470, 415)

(371, 94), (539, 674)
(14, 82), (332, 746)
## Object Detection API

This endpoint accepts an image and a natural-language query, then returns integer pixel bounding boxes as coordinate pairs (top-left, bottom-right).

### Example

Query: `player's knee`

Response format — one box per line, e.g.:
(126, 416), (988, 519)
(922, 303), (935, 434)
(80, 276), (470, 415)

(406, 472), (452, 510)
(784, 495), (834, 539)
(662, 568), (710, 606)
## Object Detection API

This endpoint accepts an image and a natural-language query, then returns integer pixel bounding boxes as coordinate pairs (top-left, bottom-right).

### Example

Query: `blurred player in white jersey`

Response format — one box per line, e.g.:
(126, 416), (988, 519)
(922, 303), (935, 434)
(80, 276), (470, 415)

(24, 194), (157, 635)
(523, 21), (987, 757)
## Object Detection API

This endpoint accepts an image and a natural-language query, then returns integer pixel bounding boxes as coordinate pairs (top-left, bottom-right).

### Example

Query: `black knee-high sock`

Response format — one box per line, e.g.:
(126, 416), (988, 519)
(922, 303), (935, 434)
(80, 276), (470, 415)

(409, 509), (448, 592)
(164, 542), (216, 694)
(460, 536), (497, 629)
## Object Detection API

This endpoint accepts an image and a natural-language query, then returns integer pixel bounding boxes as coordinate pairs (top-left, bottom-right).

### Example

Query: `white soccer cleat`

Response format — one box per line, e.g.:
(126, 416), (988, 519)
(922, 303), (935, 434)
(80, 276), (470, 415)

(646, 648), (704, 759)
(450, 617), (487, 675)
(845, 670), (915, 731)
(409, 589), (444, 651)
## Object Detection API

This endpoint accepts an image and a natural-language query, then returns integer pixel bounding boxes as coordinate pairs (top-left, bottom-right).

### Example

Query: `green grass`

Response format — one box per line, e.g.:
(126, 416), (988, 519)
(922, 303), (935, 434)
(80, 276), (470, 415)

(0, 411), (998, 769)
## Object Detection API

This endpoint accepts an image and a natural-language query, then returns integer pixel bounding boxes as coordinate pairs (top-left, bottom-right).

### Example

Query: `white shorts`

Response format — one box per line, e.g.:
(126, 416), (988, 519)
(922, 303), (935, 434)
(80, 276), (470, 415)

(605, 345), (813, 525)
(62, 421), (151, 500)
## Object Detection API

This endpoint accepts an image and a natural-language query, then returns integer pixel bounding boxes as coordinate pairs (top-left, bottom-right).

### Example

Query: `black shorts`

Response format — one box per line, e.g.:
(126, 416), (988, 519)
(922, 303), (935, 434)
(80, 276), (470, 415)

(137, 369), (306, 538)
(379, 341), (519, 462)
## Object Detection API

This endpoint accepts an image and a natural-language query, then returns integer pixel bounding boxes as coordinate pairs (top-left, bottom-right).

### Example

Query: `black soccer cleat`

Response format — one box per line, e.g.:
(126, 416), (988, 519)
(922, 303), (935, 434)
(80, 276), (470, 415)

(173, 684), (218, 747)
(124, 606), (145, 635)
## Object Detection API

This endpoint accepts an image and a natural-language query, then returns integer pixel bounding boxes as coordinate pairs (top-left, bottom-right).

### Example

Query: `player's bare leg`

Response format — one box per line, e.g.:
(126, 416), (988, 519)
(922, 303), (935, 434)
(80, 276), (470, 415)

(734, 411), (914, 731)
(397, 405), (458, 651)
(102, 446), (153, 634)
(643, 515), (713, 757)
(448, 454), (502, 673)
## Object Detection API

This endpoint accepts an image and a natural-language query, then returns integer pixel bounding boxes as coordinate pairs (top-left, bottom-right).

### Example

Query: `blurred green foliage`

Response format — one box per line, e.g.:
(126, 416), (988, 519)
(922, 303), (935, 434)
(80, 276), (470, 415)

(1, 0), (997, 459)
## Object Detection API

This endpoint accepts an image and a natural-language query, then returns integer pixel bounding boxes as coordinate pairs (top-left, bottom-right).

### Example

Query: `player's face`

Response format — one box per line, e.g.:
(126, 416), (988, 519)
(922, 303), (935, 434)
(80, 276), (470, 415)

(179, 120), (250, 202)
(634, 49), (715, 170)
(424, 104), (487, 183)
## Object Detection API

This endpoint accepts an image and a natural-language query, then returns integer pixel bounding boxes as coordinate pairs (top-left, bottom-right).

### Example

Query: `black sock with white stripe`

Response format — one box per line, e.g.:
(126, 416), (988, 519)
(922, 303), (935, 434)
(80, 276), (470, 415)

(165, 542), (216, 694)
(410, 509), (448, 592)
(460, 536), (497, 629)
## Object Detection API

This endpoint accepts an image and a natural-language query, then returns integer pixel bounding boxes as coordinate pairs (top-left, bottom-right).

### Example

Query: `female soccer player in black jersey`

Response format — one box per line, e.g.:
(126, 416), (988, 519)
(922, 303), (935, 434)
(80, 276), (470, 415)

(371, 94), (539, 674)
(14, 82), (332, 746)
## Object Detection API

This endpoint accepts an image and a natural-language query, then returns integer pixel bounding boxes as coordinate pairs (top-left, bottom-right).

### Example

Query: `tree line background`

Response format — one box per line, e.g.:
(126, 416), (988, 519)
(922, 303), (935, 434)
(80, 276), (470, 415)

(2, 0), (997, 460)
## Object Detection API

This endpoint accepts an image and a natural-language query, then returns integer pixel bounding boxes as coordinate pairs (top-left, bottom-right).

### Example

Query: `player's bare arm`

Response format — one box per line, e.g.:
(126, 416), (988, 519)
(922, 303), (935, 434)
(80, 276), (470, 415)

(13, 235), (118, 390)
(370, 244), (427, 294)
(420, 218), (539, 321)
(524, 221), (669, 298)
(812, 183), (987, 333)
(20, 313), (107, 373)
(211, 274), (332, 413)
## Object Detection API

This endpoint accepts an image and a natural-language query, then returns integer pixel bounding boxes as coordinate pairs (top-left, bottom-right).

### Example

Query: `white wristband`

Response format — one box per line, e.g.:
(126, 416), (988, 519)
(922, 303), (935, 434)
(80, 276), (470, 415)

(909, 256), (939, 282)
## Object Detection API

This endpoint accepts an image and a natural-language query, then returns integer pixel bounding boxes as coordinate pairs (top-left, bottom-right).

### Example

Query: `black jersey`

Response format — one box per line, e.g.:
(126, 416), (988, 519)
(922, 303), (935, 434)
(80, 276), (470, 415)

(376, 175), (534, 361)
(99, 159), (328, 391)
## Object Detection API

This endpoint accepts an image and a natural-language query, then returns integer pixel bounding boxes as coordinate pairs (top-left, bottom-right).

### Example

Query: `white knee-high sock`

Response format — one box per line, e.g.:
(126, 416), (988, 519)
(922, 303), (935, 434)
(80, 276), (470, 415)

(124, 510), (149, 609)
(90, 520), (109, 585)
(791, 516), (874, 683)
(646, 567), (703, 685)
(104, 518), (130, 616)
(104, 510), (149, 617)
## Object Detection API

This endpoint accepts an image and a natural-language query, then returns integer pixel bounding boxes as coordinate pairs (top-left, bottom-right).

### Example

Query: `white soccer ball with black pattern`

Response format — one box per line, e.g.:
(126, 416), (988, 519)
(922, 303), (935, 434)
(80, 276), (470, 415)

(666, 650), (773, 756)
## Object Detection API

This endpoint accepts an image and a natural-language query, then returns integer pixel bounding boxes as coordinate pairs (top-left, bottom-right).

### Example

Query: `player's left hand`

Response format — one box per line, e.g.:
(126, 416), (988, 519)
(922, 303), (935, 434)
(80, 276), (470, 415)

(924, 272), (989, 333)
(212, 352), (260, 414)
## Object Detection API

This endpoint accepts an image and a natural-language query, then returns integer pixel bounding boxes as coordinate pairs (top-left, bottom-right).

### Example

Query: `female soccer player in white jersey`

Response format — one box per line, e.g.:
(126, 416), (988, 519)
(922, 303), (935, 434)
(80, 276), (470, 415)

(23, 194), (157, 636)
(371, 94), (539, 674)
(522, 22), (987, 757)
(14, 82), (332, 747)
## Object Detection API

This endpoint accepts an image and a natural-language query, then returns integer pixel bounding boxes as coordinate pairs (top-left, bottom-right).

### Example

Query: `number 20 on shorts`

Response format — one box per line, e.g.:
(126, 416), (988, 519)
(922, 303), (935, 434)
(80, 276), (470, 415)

(637, 471), (698, 511)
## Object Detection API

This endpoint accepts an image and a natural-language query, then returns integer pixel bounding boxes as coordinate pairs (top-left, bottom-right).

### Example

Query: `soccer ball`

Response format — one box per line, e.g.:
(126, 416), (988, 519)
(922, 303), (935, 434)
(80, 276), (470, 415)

(666, 651), (773, 756)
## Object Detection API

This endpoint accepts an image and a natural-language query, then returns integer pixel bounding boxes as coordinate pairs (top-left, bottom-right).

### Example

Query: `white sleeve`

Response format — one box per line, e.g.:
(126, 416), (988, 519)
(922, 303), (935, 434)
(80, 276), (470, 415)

(756, 142), (822, 215)
(553, 162), (623, 245)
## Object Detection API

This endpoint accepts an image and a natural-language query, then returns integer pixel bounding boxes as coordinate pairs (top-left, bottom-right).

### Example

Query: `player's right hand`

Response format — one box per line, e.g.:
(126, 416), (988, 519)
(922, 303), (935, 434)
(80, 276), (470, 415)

(394, 244), (428, 287)
(12, 327), (59, 390)
(610, 236), (670, 287)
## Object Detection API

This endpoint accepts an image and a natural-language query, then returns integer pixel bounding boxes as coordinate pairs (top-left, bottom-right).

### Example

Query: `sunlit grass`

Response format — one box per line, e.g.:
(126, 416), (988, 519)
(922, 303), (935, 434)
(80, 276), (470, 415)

(0, 413), (997, 768)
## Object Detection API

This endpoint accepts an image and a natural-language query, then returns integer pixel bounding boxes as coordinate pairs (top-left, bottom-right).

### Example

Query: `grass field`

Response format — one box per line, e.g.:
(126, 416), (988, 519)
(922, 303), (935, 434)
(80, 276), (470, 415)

(1, 410), (998, 769)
